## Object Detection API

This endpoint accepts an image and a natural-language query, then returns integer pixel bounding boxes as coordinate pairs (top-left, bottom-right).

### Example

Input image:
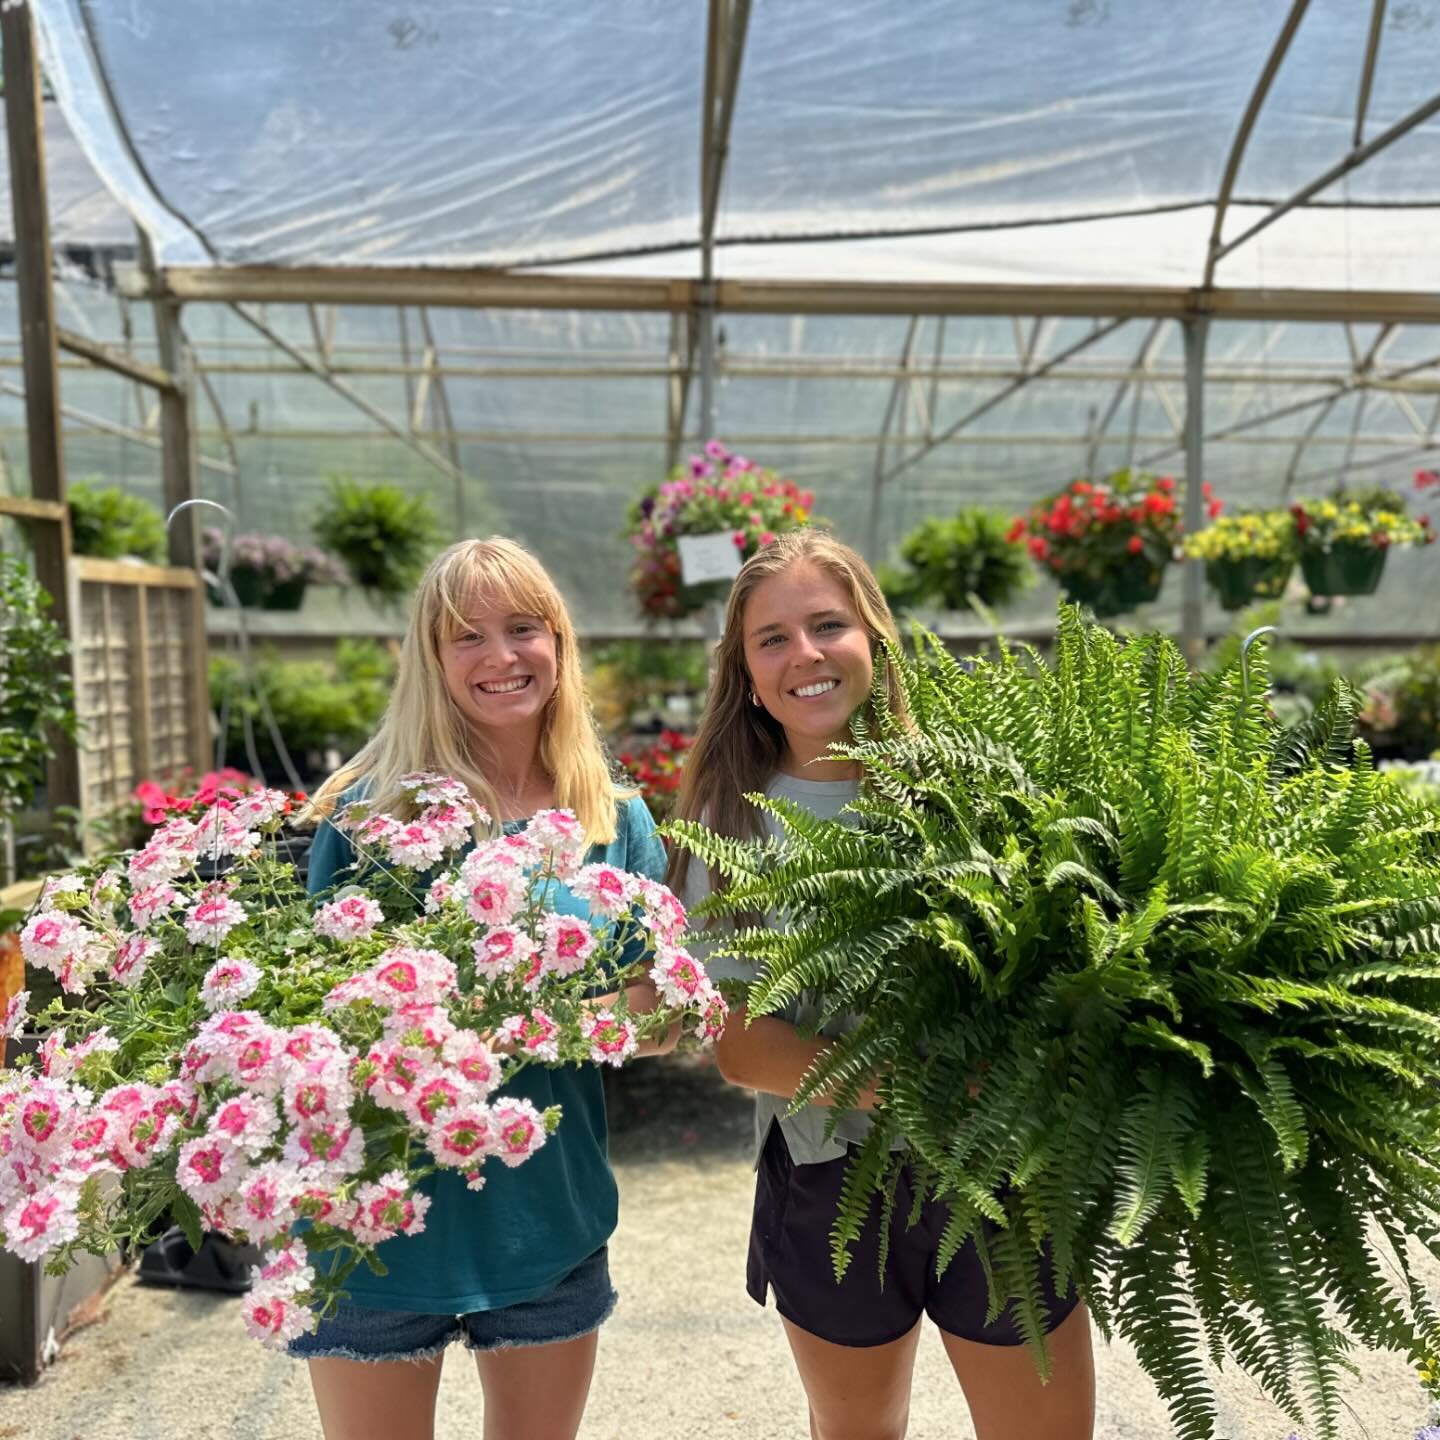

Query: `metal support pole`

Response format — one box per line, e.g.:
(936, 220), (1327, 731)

(697, 294), (717, 444)
(1181, 318), (1210, 663)
(2, 0), (81, 827)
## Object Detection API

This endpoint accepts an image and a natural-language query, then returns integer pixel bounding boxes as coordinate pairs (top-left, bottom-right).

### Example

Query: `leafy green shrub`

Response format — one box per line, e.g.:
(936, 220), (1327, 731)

(1394, 644), (1440, 759)
(210, 642), (394, 776)
(674, 607), (1440, 1440)
(311, 478), (440, 603)
(0, 553), (77, 826)
(68, 481), (166, 563)
(880, 507), (1032, 614)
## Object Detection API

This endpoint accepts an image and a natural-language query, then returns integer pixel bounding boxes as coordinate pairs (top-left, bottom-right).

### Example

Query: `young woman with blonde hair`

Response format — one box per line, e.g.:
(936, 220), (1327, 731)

(669, 529), (1095, 1440)
(295, 537), (673, 1440)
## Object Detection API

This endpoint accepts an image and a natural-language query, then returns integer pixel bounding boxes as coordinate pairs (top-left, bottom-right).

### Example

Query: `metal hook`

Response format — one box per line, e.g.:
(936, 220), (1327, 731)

(1240, 624), (1277, 702)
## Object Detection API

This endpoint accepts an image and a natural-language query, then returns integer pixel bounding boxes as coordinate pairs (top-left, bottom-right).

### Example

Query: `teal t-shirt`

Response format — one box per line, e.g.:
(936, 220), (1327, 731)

(305, 791), (665, 1313)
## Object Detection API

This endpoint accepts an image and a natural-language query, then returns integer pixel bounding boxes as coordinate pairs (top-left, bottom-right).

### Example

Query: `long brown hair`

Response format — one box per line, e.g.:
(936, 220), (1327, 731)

(303, 537), (627, 843)
(665, 530), (905, 895)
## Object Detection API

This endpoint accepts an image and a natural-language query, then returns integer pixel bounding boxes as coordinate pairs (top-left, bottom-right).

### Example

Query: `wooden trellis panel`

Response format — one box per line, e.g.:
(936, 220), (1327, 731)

(73, 558), (209, 832)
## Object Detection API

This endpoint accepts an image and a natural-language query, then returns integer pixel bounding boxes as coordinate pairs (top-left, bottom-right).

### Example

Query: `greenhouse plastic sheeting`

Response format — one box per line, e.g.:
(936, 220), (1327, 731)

(31, 0), (1440, 285)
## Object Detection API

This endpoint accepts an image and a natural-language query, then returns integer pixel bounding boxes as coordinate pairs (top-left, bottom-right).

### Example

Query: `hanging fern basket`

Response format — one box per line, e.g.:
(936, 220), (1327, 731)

(1204, 554), (1294, 611)
(1299, 541), (1387, 597)
(1060, 556), (1166, 618)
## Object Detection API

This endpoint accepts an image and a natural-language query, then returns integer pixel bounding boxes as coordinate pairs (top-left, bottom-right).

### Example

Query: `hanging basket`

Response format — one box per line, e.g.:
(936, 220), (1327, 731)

(224, 564), (270, 608)
(1204, 555), (1295, 611)
(1299, 543), (1388, 598)
(262, 576), (308, 611)
(1061, 557), (1167, 619)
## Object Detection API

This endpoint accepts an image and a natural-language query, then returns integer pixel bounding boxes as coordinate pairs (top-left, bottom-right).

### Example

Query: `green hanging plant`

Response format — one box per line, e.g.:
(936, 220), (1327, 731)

(67, 481), (167, 563)
(311, 478), (440, 603)
(879, 506), (1032, 614)
(670, 606), (1440, 1440)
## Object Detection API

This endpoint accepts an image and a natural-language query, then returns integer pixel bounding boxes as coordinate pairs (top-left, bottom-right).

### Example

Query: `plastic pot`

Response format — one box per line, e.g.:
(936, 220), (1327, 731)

(1299, 543), (1388, 598)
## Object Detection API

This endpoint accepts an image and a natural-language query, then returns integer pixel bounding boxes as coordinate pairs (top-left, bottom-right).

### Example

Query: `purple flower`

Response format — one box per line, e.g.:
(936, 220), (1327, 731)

(639, 496), (655, 519)
(703, 438), (730, 462)
(687, 458), (714, 480)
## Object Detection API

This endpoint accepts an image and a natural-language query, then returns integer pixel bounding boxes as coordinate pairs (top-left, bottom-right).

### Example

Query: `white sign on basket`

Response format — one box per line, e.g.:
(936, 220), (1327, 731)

(677, 531), (743, 587)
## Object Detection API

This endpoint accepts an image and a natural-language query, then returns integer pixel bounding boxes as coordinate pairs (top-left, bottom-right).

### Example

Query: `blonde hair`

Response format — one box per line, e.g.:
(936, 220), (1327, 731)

(305, 537), (625, 844)
(666, 530), (906, 894)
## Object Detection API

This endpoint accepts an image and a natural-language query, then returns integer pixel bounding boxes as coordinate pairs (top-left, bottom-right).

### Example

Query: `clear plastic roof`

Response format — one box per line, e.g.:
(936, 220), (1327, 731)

(3, 0), (1437, 637)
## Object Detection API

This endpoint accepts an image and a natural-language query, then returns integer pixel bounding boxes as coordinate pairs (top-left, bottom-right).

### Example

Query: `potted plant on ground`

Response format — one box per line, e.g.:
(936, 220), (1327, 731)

(1012, 469), (1188, 618)
(623, 441), (818, 621)
(1182, 505), (1297, 610)
(67, 482), (167, 564)
(312, 478), (440, 605)
(880, 506), (1032, 615)
(1292, 487), (1435, 598)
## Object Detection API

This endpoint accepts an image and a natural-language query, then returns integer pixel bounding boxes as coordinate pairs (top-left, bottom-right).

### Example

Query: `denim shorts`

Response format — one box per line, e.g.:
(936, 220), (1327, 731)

(747, 1127), (1079, 1349)
(288, 1246), (616, 1363)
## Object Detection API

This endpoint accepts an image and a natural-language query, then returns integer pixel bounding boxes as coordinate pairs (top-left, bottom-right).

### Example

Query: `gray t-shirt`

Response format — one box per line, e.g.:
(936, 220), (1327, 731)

(679, 771), (905, 1167)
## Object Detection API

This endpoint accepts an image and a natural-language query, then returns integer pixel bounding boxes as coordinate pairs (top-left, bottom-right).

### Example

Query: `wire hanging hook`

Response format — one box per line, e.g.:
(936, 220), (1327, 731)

(1240, 624), (1277, 703)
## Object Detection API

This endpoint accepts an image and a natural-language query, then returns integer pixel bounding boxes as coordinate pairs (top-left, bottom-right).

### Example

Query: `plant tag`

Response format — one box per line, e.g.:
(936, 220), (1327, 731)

(677, 532), (742, 586)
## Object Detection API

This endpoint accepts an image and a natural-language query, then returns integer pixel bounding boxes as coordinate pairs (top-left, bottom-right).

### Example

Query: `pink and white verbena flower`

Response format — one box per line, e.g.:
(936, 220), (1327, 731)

(0, 781), (719, 1354)
(312, 894), (384, 941)
(199, 957), (263, 1010)
(569, 863), (635, 920)
(581, 1010), (637, 1067)
(184, 887), (248, 946)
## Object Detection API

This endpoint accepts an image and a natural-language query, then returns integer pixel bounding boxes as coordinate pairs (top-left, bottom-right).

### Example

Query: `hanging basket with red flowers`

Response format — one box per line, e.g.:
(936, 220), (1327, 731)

(623, 443), (819, 621)
(1010, 469), (1196, 619)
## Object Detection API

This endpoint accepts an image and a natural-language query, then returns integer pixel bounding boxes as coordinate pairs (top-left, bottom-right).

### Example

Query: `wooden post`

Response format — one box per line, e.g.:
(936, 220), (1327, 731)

(145, 264), (201, 568)
(2, 0), (82, 818)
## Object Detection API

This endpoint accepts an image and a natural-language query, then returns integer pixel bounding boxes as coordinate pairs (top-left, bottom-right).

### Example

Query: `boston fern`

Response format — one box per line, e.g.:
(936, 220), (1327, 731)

(670, 607), (1440, 1440)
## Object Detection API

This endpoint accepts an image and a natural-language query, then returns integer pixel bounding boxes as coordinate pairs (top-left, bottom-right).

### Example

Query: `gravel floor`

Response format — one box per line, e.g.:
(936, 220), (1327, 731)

(0, 1053), (1433, 1440)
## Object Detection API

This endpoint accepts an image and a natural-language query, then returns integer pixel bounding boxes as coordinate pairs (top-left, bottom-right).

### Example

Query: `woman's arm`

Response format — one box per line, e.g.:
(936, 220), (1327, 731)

(715, 1005), (877, 1110)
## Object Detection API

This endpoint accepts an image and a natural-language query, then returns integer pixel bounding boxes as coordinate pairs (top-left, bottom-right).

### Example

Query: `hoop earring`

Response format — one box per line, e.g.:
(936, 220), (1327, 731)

(750, 690), (761, 708)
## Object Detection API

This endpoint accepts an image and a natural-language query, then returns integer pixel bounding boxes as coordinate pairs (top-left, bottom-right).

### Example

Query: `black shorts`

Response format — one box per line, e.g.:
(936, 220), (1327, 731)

(746, 1124), (1080, 1349)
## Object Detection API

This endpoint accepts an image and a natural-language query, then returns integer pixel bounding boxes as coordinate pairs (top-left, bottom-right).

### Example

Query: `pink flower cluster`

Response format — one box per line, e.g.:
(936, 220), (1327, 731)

(342, 772), (487, 872)
(0, 774), (724, 1353)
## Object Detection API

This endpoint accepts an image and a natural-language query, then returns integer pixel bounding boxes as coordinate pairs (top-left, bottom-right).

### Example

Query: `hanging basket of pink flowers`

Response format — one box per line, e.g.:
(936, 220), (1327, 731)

(0, 774), (722, 1348)
(1010, 469), (1206, 619)
(623, 441), (819, 620)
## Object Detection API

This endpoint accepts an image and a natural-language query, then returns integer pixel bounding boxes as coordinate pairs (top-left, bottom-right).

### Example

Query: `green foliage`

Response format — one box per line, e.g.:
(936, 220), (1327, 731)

(1393, 645), (1440, 759)
(0, 553), (78, 823)
(674, 606), (1440, 1440)
(210, 641), (394, 773)
(67, 481), (166, 563)
(311, 477), (440, 602)
(881, 507), (1032, 614)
